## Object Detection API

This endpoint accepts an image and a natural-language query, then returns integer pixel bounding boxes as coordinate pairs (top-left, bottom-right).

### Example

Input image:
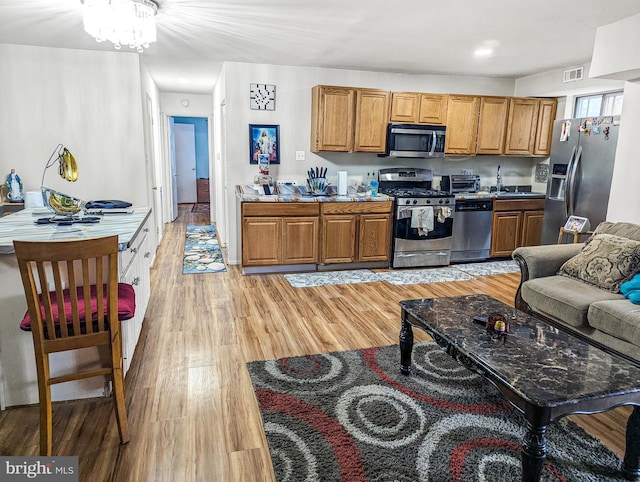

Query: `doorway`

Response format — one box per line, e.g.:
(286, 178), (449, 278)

(170, 117), (210, 211)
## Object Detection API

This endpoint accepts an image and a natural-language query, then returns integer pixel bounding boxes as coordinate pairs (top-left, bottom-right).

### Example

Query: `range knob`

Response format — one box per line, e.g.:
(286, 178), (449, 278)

(405, 199), (411, 205)
(412, 199), (418, 205)
(438, 199), (444, 204)
(425, 199), (431, 204)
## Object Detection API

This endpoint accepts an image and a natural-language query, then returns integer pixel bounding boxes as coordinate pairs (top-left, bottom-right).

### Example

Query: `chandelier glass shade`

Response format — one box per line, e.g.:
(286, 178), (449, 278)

(81, 0), (158, 53)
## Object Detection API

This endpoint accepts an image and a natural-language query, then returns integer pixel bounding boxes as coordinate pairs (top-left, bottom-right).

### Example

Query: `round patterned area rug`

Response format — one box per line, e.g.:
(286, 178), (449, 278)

(247, 342), (626, 481)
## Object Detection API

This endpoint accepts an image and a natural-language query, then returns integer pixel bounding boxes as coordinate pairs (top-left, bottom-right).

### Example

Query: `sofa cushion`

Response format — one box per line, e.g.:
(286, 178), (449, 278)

(593, 221), (640, 242)
(557, 233), (640, 293)
(522, 275), (623, 328)
(588, 300), (640, 347)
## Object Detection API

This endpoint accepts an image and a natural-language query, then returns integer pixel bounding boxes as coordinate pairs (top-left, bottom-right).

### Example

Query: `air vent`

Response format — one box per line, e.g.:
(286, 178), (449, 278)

(563, 67), (584, 83)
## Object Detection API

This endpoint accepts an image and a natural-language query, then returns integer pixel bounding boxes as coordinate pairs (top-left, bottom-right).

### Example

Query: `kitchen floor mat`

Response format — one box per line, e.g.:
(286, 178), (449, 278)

(453, 260), (520, 276)
(376, 267), (475, 285)
(284, 269), (377, 288)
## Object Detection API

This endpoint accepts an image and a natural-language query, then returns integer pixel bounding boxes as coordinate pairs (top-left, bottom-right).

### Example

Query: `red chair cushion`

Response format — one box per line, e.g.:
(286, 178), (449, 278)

(20, 283), (136, 331)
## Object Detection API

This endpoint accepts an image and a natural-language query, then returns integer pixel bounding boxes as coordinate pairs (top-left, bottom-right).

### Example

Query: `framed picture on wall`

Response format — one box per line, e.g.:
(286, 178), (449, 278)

(249, 124), (280, 165)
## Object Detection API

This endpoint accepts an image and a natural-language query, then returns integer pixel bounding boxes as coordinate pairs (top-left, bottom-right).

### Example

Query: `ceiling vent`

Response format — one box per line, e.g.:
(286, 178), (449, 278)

(563, 67), (584, 83)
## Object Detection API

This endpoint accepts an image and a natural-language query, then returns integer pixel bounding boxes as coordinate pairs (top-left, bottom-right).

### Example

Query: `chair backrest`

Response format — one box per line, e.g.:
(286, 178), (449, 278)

(13, 236), (120, 353)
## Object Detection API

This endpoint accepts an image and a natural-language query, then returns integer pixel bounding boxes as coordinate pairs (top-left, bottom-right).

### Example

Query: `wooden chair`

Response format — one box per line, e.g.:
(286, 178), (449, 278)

(13, 235), (135, 456)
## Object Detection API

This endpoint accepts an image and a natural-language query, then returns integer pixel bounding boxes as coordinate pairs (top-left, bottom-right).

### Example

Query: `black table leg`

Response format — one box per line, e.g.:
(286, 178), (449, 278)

(623, 406), (640, 480)
(399, 318), (413, 375)
(521, 421), (546, 482)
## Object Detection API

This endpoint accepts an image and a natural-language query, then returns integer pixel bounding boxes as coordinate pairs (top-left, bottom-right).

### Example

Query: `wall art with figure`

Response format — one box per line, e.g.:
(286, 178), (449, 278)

(249, 124), (280, 165)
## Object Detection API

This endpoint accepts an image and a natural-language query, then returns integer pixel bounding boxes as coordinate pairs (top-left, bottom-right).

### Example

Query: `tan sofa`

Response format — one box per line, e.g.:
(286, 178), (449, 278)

(513, 221), (640, 365)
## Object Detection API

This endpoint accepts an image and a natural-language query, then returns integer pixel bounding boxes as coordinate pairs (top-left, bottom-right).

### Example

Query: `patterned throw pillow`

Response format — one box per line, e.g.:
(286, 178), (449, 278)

(558, 233), (640, 293)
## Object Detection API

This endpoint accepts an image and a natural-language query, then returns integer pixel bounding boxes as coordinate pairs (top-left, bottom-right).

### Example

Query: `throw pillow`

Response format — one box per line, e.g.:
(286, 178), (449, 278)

(557, 233), (640, 293)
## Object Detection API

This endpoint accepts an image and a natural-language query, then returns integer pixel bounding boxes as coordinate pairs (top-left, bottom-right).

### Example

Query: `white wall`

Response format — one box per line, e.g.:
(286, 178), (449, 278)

(221, 62), (525, 264)
(607, 80), (640, 222)
(0, 44), (147, 206)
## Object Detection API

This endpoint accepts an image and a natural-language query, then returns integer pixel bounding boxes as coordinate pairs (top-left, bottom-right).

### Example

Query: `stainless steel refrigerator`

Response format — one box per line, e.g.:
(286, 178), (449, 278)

(540, 116), (620, 244)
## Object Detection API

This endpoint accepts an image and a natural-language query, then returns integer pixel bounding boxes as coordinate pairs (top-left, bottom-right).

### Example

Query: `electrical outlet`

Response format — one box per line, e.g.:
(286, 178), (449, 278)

(295, 151), (305, 161)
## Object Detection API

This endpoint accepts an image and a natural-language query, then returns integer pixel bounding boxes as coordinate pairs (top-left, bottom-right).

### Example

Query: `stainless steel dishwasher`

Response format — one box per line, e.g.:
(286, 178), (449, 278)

(450, 198), (493, 262)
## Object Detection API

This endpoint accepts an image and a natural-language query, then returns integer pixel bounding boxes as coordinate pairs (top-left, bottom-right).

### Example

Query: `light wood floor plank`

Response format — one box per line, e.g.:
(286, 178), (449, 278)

(0, 204), (629, 481)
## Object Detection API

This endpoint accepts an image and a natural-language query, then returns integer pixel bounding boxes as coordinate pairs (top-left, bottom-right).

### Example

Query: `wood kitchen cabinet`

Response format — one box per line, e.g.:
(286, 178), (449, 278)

(504, 97), (558, 156)
(321, 202), (392, 264)
(354, 89), (391, 152)
(533, 98), (558, 156)
(390, 92), (448, 125)
(490, 198), (545, 257)
(504, 98), (540, 155)
(311, 85), (390, 153)
(444, 95), (480, 155)
(476, 96), (509, 154)
(242, 203), (320, 266)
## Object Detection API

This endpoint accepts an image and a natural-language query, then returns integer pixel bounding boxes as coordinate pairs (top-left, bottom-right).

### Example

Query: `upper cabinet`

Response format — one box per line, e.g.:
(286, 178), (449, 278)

(444, 95), (479, 155)
(310, 86), (355, 152)
(390, 92), (448, 125)
(311, 85), (556, 157)
(311, 85), (389, 153)
(533, 99), (557, 156)
(476, 96), (509, 155)
(354, 89), (391, 152)
(504, 97), (540, 155)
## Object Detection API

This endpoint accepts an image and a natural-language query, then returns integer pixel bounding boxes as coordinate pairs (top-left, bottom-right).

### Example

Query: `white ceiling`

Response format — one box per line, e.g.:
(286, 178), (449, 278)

(2, 0), (640, 94)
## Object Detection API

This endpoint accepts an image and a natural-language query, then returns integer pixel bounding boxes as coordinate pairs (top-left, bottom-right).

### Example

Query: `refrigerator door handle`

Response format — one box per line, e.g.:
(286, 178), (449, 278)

(566, 145), (582, 216)
(563, 145), (577, 218)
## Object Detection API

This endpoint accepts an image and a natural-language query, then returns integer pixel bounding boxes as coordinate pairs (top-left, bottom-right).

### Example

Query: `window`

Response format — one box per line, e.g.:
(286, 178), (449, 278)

(575, 91), (623, 117)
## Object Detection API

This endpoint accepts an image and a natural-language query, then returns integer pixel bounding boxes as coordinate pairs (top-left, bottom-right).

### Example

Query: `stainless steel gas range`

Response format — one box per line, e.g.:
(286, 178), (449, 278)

(379, 168), (455, 268)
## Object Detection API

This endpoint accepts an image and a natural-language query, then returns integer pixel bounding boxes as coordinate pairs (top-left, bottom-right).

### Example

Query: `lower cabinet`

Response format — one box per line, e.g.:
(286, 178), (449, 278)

(241, 201), (392, 269)
(490, 199), (545, 257)
(320, 202), (392, 264)
(242, 203), (320, 266)
(119, 215), (153, 375)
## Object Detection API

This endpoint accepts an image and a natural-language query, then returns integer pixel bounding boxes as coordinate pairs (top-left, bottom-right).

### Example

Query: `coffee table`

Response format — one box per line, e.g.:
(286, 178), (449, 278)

(399, 294), (640, 482)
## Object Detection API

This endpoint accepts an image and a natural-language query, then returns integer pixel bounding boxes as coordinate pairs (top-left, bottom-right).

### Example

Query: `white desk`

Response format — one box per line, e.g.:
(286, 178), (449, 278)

(0, 208), (152, 409)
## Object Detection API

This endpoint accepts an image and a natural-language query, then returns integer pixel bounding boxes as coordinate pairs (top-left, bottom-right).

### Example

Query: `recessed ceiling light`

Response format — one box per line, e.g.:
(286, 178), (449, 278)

(474, 48), (493, 57)
(474, 40), (499, 57)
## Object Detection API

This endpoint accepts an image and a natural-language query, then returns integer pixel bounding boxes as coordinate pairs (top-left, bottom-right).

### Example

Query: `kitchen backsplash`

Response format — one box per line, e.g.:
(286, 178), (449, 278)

(271, 155), (548, 193)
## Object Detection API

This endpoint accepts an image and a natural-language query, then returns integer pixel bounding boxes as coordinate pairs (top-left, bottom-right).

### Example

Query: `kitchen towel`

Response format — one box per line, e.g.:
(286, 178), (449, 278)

(437, 206), (452, 223)
(411, 206), (434, 235)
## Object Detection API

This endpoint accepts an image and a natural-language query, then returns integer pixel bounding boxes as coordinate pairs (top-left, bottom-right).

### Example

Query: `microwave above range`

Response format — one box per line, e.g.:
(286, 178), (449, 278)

(381, 124), (446, 158)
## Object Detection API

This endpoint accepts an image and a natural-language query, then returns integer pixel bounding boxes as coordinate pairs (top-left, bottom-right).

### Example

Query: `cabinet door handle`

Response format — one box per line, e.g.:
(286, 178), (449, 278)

(144, 252), (151, 258)
(132, 277), (140, 286)
(144, 228), (149, 233)
(130, 247), (138, 254)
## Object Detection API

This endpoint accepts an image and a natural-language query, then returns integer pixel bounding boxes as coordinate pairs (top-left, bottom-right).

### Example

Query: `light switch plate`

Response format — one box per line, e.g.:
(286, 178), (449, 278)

(296, 151), (305, 161)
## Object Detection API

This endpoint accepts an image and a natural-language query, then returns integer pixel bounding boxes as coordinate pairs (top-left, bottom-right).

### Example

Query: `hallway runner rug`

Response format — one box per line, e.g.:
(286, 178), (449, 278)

(248, 342), (625, 481)
(183, 225), (226, 274)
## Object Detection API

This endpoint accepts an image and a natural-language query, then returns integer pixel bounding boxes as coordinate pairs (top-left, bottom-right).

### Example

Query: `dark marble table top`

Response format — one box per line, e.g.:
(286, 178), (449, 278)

(400, 294), (640, 410)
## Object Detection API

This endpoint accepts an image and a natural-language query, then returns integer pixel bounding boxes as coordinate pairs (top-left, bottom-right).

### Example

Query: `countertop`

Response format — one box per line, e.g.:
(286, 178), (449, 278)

(0, 207), (151, 254)
(236, 184), (392, 203)
(455, 192), (545, 201)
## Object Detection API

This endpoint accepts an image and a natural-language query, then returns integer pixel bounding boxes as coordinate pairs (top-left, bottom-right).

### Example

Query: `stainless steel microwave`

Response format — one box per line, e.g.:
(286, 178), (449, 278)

(382, 124), (446, 158)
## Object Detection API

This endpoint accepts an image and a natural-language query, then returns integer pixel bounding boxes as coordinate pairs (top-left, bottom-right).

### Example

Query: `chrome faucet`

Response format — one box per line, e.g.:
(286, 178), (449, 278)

(496, 165), (502, 192)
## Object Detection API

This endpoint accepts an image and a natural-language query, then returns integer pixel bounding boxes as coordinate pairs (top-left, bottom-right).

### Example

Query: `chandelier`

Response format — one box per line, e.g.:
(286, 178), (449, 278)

(81, 0), (158, 53)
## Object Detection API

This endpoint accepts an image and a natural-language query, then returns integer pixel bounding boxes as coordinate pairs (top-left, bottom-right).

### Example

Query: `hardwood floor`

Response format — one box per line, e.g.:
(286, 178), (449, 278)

(0, 204), (630, 481)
